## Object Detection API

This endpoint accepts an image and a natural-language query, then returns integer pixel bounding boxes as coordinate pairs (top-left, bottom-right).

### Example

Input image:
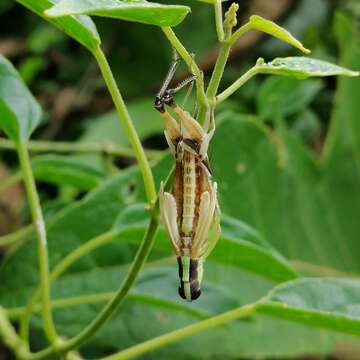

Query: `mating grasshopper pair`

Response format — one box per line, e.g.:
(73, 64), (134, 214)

(154, 53), (221, 302)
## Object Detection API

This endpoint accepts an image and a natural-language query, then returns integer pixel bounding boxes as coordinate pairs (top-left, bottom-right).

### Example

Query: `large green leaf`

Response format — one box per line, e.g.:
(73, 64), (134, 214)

(0, 56), (42, 143)
(24, 268), (334, 359)
(259, 278), (360, 336)
(0, 185), (295, 310)
(32, 155), (106, 190)
(2, 212), (329, 359)
(7, 155), (106, 193)
(257, 76), (323, 120)
(16, 0), (100, 52)
(112, 205), (297, 282)
(257, 56), (359, 79)
(212, 112), (360, 273)
(0, 157), (172, 306)
(74, 98), (166, 171)
(45, 0), (190, 27)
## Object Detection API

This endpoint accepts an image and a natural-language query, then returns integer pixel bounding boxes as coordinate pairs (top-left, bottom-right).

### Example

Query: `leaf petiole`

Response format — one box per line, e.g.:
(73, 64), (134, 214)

(16, 142), (58, 345)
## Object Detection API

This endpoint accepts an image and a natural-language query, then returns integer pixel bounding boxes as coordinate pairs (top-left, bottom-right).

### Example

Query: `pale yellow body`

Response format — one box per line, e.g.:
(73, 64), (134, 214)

(182, 152), (196, 236)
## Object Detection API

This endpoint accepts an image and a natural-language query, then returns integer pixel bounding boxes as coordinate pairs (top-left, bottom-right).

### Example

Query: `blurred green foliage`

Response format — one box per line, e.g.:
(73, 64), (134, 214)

(1, 1), (360, 359)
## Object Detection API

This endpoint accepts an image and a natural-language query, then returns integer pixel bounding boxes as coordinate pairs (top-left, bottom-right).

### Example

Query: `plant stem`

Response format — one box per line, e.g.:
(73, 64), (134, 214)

(0, 307), (29, 359)
(216, 65), (260, 103)
(16, 142), (58, 344)
(28, 213), (160, 360)
(53, 231), (116, 280)
(27, 167), (174, 359)
(92, 46), (156, 204)
(0, 224), (33, 247)
(214, 0), (224, 42)
(228, 22), (252, 46)
(103, 303), (258, 360)
(0, 138), (162, 160)
(195, 40), (232, 123)
(206, 42), (232, 102)
(7, 288), (208, 322)
(161, 27), (209, 113)
(19, 231), (115, 342)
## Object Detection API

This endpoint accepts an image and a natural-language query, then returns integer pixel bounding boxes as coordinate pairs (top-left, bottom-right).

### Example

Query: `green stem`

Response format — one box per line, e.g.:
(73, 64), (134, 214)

(52, 231), (115, 280)
(16, 142), (58, 344)
(216, 65), (260, 103)
(19, 231), (115, 342)
(0, 224), (33, 247)
(206, 42), (231, 102)
(27, 167), (174, 359)
(214, 0), (224, 42)
(103, 303), (258, 360)
(8, 293), (116, 319)
(0, 307), (29, 359)
(28, 213), (160, 360)
(195, 40), (231, 123)
(228, 22), (252, 46)
(92, 46), (156, 204)
(0, 138), (162, 160)
(7, 283), (210, 322)
(161, 27), (208, 113)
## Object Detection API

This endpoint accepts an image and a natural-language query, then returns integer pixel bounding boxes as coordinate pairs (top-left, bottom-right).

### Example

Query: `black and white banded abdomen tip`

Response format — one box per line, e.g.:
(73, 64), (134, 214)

(177, 257), (202, 301)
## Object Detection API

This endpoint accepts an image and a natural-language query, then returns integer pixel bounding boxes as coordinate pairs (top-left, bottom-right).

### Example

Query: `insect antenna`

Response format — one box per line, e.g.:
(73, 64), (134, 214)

(156, 48), (180, 101)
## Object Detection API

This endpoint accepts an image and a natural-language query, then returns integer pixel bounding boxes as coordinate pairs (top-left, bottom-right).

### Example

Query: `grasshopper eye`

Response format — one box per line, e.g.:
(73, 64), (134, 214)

(154, 97), (164, 112)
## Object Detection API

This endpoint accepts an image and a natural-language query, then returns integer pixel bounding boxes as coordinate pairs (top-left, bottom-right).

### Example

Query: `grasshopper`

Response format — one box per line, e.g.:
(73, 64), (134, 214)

(154, 53), (221, 302)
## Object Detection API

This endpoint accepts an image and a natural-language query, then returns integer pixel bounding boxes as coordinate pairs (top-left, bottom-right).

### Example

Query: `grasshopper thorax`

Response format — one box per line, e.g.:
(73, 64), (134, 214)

(177, 256), (202, 302)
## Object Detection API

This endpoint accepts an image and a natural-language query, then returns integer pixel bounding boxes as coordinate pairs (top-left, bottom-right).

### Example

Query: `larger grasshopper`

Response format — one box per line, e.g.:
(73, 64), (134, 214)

(154, 53), (221, 302)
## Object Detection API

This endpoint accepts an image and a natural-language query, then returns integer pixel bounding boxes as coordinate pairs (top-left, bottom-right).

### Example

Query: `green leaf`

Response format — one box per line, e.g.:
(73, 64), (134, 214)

(256, 77), (323, 120)
(0, 56), (42, 143)
(45, 0), (190, 27)
(81, 98), (164, 147)
(211, 112), (360, 274)
(258, 56), (360, 79)
(75, 98), (165, 171)
(0, 156), (172, 306)
(112, 209), (298, 283)
(215, 216), (298, 282)
(292, 110), (321, 144)
(32, 155), (106, 190)
(249, 15), (311, 54)
(259, 278), (360, 336)
(16, 0), (100, 52)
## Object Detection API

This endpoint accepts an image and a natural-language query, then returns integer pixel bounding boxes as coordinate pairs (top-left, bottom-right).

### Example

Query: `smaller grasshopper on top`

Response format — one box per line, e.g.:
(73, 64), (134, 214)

(154, 51), (221, 302)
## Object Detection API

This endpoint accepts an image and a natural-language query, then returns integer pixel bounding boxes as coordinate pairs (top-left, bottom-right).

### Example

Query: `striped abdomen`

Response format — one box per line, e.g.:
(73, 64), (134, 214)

(177, 256), (202, 301)
(181, 151), (196, 235)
